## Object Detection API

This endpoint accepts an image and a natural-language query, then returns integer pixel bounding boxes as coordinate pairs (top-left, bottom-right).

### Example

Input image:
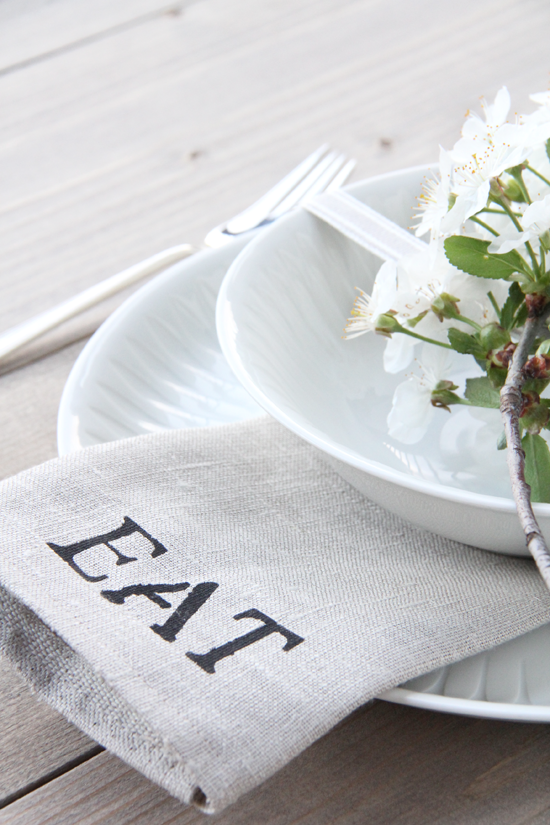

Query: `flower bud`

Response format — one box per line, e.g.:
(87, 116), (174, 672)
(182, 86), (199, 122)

(526, 293), (548, 315)
(431, 292), (461, 322)
(520, 393), (550, 434)
(479, 323), (510, 353)
(489, 178), (507, 202)
(523, 353), (550, 380)
(489, 341), (516, 368)
(502, 178), (526, 203)
(430, 380), (463, 412)
(374, 311), (401, 338)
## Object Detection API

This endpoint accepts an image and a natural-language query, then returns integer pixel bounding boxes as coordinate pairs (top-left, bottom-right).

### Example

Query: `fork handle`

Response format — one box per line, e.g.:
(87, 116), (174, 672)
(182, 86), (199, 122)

(0, 244), (195, 361)
(304, 190), (428, 262)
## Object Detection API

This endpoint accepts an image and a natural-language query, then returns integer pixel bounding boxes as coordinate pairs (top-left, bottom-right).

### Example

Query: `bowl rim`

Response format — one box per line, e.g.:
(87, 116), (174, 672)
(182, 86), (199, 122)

(216, 164), (550, 517)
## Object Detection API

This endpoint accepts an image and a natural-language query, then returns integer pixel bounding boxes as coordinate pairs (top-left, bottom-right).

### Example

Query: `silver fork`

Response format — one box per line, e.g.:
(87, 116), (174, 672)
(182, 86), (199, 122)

(204, 145), (355, 247)
(0, 146), (355, 364)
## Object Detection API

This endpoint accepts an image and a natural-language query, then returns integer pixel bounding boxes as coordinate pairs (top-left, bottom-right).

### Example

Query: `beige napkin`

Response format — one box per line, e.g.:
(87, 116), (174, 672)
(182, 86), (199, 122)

(0, 416), (548, 813)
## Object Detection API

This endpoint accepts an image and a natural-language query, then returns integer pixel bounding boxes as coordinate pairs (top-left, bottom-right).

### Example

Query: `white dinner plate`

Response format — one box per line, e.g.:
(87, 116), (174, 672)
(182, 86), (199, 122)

(57, 237), (261, 452)
(57, 233), (550, 722)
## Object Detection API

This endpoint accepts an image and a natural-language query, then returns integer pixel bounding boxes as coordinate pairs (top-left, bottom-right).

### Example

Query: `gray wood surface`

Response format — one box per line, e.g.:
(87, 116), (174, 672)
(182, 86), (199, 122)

(5, 701), (550, 824)
(2, 0), (550, 821)
(0, 659), (96, 807)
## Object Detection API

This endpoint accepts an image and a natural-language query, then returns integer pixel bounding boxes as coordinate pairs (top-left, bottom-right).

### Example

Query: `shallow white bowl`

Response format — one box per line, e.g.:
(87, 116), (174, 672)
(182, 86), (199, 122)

(216, 166), (550, 557)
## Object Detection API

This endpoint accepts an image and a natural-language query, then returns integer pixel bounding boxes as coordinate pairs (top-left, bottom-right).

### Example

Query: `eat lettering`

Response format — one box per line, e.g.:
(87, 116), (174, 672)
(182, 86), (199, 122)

(47, 517), (304, 672)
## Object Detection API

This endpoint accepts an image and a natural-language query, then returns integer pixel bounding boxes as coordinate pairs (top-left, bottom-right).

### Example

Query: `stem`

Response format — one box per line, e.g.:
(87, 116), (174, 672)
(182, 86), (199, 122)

(481, 208), (523, 216)
(524, 241), (540, 277)
(397, 327), (452, 349)
(469, 216), (499, 237)
(524, 163), (550, 188)
(501, 302), (550, 590)
(456, 316), (481, 331)
(514, 170), (532, 204)
(498, 197), (540, 275)
(497, 197), (524, 232)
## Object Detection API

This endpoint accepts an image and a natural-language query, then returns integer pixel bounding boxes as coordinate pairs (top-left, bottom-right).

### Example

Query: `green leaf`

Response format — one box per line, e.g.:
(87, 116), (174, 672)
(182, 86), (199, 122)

(523, 378), (550, 396)
(464, 377), (501, 408)
(546, 138), (550, 163)
(444, 236), (529, 281)
(500, 282), (525, 330)
(486, 364), (507, 388)
(447, 328), (486, 358)
(513, 302), (528, 329)
(523, 433), (550, 503)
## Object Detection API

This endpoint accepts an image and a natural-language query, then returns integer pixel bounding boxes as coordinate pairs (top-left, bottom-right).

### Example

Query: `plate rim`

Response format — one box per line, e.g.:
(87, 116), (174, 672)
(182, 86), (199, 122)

(381, 686), (550, 721)
(57, 239), (247, 455)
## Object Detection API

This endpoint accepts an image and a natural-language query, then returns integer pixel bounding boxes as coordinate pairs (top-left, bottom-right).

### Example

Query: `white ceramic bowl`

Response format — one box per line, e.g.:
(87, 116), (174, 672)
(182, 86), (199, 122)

(216, 165), (550, 557)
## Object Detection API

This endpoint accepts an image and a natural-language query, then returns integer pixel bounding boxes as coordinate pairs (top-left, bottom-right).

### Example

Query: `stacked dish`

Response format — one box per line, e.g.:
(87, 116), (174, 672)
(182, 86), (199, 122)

(215, 166), (550, 557)
(57, 166), (550, 721)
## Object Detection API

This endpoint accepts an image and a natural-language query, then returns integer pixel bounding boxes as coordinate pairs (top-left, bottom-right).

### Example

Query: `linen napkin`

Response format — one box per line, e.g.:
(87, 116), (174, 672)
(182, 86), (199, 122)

(1, 416), (549, 813)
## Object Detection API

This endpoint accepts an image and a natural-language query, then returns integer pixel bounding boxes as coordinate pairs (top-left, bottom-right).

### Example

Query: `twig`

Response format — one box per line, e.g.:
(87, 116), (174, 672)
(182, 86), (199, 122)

(500, 302), (550, 589)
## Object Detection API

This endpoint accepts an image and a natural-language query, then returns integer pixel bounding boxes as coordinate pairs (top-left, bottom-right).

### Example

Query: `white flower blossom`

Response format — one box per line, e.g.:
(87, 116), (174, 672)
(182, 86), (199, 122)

(344, 260), (398, 338)
(488, 193), (550, 253)
(453, 87), (550, 164)
(414, 148), (453, 240)
(384, 246), (506, 369)
(451, 87), (512, 163)
(345, 85), (550, 454)
(440, 88), (550, 234)
(387, 345), (456, 444)
(383, 334), (417, 373)
(345, 244), (507, 374)
(442, 144), (527, 234)
(530, 90), (550, 106)
(523, 195), (550, 236)
(528, 90), (550, 126)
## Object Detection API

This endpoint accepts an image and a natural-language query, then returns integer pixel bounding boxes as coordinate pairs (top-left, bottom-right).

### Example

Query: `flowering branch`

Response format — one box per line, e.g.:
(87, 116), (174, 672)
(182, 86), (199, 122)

(344, 84), (550, 581)
(501, 301), (550, 587)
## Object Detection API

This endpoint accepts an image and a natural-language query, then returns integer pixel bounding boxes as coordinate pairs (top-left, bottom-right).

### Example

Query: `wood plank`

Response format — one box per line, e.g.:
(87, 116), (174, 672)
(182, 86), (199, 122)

(0, 0), (192, 74)
(0, 338), (91, 480)
(1, 0), (549, 337)
(0, 659), (95, 807)
(2, 0), (550, 818)
(5, 701), (550, 824)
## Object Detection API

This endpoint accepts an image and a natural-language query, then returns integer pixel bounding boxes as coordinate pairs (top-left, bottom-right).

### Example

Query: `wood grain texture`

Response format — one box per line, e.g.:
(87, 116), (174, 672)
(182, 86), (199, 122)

(1, 0), (549, 334)
(0, 0), (193, 74)
(0, 338), (90, 480)
(2, 0), (550, 820)
(6, 701), (550, 824)
(0, 659), (95, 807)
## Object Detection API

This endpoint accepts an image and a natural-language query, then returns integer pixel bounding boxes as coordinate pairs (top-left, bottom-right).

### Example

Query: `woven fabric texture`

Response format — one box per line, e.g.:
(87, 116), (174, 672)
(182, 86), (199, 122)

(0, 416), (549, 812)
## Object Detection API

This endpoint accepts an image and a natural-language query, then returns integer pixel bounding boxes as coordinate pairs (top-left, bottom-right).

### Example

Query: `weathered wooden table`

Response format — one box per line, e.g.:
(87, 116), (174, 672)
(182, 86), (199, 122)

(2, 1), (550, 821)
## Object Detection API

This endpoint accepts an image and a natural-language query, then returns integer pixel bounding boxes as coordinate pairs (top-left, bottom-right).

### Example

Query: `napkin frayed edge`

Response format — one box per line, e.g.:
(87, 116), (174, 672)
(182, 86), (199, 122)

(0, 583), (211, 813)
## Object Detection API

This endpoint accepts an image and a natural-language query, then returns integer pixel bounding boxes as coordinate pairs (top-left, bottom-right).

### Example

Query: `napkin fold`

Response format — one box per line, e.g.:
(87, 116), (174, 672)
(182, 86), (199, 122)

(1, 416), (549, 813)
